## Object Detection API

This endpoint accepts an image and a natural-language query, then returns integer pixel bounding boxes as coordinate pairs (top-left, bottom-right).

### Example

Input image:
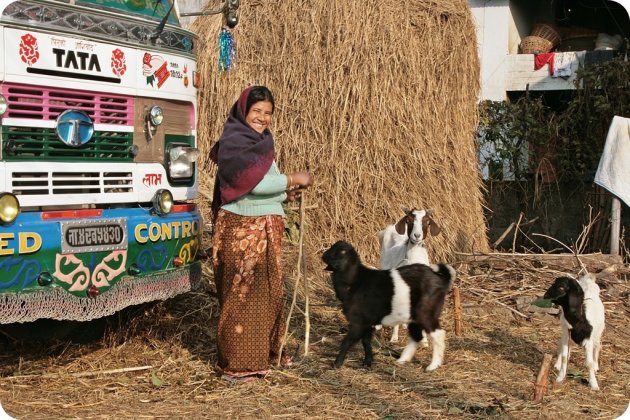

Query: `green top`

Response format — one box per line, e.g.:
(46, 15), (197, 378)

(222, 161), (289, 217)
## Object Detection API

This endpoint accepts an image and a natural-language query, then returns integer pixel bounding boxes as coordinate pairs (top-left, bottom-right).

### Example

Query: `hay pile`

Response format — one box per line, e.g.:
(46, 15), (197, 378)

(193, 0), (488, 265)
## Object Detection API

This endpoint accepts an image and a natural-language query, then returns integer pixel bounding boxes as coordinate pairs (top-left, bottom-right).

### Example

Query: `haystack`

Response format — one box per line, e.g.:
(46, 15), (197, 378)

(193, 0), (488, 264)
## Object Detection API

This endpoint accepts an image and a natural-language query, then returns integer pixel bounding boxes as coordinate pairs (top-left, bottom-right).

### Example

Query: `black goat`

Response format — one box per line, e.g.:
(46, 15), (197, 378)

(322, 240), (455, 370)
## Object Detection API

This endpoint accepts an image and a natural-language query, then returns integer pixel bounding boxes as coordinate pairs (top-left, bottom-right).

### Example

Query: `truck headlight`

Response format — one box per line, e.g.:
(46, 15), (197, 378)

(152, 189), (173, 216)
(148, 106), (163, 126)
(168, 145), (199, 179)
(0, 193), (20, 224)
(0, 94), (8, 116)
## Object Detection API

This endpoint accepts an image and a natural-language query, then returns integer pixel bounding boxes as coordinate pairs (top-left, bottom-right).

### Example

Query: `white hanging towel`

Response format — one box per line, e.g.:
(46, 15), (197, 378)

(552, 52), (576, 78)
(594, 116), (630, 207)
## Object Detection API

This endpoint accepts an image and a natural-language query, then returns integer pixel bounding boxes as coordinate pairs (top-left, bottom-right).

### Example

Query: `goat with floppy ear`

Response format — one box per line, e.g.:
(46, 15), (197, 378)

(376, 208), (442, 343)
(544, 274), (605, 391)
(377, 208), (441, 271)
(323, 240), (455, 371)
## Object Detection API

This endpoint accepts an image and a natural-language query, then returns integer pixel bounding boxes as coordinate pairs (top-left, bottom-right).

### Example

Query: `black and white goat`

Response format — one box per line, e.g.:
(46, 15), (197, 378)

(377, 208), (442, 342)
(544, 274), (605, 391)
(322, 240), (455, 371)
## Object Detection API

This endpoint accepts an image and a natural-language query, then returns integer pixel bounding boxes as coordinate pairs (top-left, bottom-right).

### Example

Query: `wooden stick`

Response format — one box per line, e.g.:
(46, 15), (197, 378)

(301, 191), (311, 356)
(279, 254), (302, 367)
(512, 212), (524, 253)
(492, 222), (515, 249)
(279, 191), (309, 365)
(533, 354), (553, 402)
(3, 365), (153, 380)
(452, 286), (462, 336)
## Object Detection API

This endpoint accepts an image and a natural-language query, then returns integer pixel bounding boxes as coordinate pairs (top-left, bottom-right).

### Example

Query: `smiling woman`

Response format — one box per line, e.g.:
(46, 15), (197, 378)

(208, 85), (313, 382)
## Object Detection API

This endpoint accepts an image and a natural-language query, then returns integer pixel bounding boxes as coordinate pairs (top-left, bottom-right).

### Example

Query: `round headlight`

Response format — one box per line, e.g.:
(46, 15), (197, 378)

(148, 106), (164, 126)
(0, 193), (20, 224)
(152, 189), (173, 216)
(0, 94), (8, 116)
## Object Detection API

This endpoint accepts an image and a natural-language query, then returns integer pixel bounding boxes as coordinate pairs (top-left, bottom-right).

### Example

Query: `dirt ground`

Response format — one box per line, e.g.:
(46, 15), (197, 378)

(1, 250), (629, 419)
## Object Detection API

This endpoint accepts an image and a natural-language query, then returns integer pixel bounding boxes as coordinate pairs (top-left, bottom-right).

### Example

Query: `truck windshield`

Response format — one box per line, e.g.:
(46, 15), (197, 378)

(77, 0), (180, 26)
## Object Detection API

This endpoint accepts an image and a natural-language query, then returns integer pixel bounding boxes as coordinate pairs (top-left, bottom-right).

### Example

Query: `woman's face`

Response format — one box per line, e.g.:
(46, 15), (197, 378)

(245, 100), (273, 134)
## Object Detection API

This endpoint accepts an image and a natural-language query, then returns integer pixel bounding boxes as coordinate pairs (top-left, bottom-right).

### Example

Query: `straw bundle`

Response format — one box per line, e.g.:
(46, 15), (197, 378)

(193, 0), (488, 264)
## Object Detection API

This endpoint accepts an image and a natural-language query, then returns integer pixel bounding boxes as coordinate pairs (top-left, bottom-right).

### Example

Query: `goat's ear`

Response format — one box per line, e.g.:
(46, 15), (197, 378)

(428, 218), (441, 236)
(394, 217), (407, 235)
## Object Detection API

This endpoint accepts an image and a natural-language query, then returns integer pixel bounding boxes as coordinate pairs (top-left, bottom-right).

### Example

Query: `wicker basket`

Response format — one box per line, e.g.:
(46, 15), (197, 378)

(531, 23), (561, 47)
(520, 36), (554, 54)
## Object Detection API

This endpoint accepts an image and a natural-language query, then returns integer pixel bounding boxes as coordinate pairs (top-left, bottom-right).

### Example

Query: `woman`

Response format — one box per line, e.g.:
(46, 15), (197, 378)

(209, 86), (312, 382)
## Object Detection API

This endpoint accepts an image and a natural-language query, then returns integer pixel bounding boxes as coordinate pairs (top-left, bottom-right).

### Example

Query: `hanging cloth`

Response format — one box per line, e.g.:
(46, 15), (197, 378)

(594, 116), (630, 207)
(534, 53), (555, 75)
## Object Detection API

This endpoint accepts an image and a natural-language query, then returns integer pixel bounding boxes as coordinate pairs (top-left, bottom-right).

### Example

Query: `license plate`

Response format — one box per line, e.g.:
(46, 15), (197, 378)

(60, 218), (128, 253)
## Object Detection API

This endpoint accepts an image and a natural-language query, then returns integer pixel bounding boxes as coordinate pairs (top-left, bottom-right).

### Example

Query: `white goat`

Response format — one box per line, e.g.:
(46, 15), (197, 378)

(543, 273), (605, 391)
(377, 208), (442, 343)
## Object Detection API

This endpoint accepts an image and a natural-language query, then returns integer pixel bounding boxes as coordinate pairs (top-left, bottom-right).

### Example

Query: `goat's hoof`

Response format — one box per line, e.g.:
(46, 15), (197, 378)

(395, 358), (408, 365)
(425, 363), (441, 372)
(420, 340), (429, 348)
(590, 384), (600, 391)
(332, 362), (343, 369)
(362, 360), (373, 368)
(389, 338), (399, 343)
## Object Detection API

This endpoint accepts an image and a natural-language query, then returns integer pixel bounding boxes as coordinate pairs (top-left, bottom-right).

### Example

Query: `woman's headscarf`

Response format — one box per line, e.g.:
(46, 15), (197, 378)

(209, 86), (275, 221)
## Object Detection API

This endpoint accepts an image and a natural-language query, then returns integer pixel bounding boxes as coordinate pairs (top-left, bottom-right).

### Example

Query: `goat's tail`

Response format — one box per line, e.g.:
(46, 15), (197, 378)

(431, 263), (456, 291)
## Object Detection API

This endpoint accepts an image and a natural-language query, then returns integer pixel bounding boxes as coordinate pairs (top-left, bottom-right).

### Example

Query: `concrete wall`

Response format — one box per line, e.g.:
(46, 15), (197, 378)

(469, 0), (510, 101)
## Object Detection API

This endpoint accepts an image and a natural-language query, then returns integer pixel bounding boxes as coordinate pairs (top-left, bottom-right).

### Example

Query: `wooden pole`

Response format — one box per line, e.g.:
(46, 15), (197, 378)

(610, 197), (621, 255)
(301, 191), (311, 356)
(452, 286), (462, 337)
(278, 190), (309, 365)
(533, 354), (553, 403)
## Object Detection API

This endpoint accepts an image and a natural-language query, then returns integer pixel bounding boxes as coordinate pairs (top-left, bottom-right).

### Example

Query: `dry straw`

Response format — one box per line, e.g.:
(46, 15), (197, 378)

(193, 0), (489, 265)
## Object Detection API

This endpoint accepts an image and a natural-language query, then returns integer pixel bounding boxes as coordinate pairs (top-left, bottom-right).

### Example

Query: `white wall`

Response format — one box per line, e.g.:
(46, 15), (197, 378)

(469, 0), (510, 101)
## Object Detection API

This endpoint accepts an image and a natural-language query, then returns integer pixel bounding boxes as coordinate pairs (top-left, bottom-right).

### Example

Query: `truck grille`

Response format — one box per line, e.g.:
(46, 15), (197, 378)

(10, 171), (133, 195)
(0, 83), (133, 125)
(3, 126), (133, 161)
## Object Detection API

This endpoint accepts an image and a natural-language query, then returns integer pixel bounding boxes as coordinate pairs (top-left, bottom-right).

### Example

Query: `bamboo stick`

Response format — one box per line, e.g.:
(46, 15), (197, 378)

(533, 354), (553, 402)
(301, 191), (311, 356)
(3, 365), (154, 380)
(279, 190), (309, 365)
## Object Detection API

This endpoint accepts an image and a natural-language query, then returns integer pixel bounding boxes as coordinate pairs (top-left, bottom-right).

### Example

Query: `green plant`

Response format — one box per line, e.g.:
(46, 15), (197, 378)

(557, 58), (630, 177)
(477, 97), (556, 181)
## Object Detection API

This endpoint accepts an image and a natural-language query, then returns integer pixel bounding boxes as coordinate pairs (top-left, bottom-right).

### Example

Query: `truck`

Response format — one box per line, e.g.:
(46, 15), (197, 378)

(0, 0), (210, 326)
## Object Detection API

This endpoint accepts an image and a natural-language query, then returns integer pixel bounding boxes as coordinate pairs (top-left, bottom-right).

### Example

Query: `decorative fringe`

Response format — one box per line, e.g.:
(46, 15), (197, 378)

(0, 264), (202, 323)
(218, 27), (236, 72)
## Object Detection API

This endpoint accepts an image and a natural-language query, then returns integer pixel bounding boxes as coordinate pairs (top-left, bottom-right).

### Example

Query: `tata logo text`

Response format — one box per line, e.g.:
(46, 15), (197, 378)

(53, 48), (101, 72)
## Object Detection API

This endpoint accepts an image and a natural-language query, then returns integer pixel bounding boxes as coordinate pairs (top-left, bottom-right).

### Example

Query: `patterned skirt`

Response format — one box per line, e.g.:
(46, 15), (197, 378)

(211, 209), (286, 375)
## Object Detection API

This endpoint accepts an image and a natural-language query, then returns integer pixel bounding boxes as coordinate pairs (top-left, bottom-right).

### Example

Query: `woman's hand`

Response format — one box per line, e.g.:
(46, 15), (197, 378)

(284, 188), (305, 203)
(288, 171), (313, 189)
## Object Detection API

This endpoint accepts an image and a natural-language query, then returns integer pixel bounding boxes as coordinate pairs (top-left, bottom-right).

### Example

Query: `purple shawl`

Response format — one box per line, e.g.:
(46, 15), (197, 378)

(209, 87), (275, 221)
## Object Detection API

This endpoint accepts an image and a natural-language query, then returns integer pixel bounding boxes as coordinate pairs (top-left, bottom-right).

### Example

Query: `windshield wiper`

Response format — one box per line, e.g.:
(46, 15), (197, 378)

(150, 0), (175, 43)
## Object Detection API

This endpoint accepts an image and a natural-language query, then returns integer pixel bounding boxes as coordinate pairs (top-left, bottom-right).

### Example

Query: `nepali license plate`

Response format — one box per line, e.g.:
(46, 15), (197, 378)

(60, 218), (128, 253)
